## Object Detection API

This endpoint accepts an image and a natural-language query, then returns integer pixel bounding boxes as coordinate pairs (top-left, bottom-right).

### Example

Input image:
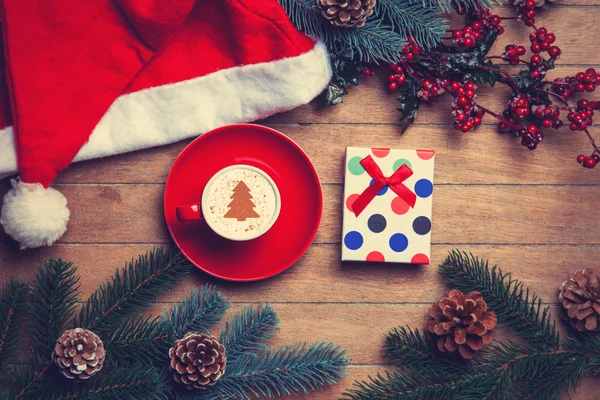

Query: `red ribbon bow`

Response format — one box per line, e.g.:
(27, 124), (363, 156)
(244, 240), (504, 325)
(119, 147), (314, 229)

(351, 155), (417, 217)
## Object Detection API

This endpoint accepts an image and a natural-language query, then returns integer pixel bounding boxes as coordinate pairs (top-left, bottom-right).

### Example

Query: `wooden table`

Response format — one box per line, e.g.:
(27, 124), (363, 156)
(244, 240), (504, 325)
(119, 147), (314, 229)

(1, 2), (600, 398)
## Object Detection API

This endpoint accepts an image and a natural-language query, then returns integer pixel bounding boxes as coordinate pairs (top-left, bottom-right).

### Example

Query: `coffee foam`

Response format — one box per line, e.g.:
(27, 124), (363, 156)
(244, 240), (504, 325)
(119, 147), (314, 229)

(204, 167), (279, 240)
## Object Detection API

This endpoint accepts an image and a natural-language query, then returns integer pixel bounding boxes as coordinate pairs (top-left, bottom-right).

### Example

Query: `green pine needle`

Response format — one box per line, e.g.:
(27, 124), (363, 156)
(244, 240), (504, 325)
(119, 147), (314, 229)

(29, 259), (80, 358)
(4, 353), (53, 400)
(220, 304), (279, 373)
(414, 0), (501, 13)
(76, 246), (192, 332)
(102, 317), (173, 366)
(162, 286), (230, 339)
(439, 251), (560, 350)
(50, 366), (162, 400)
(0, 278), (27, 384)
(201, 342), (348, 400)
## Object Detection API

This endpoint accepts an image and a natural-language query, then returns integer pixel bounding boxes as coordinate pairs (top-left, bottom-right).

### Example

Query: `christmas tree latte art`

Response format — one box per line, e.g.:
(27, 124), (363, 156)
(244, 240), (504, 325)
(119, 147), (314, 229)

(203, 165), (280, 240)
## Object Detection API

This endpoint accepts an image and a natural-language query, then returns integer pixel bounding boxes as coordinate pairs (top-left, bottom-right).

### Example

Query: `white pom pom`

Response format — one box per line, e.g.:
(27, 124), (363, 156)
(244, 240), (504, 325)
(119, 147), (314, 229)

(0, 180), (70, 249)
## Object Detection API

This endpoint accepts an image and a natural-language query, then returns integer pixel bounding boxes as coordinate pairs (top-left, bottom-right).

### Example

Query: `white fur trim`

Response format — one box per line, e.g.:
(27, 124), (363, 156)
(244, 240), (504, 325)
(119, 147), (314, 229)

(0, 41), (331, 176)
(0, 180), (69, 249)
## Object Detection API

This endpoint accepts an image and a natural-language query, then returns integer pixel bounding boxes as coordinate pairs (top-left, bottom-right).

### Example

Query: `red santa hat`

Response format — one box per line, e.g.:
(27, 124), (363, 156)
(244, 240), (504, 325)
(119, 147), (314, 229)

(0, 0), (331, 249)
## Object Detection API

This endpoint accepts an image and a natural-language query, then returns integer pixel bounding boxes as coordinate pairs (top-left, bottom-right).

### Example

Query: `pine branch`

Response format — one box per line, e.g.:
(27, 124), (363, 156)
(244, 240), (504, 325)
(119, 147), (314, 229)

(102, 317), (173, 366)
(376, 0), (446, 49)
(438, 251), (560, 350)
(278, 0), (406, 63)
(162, 286), (229, 339)
(50, 365), (162, 400)
(0, 278), (27, 384)
(29, 259), (80, 357)
(76, 247), (192, 332)
(412, 0), (500, 13)
(6, 354), (53, 400)
(199, 342), (347, 400)
(566, 333), (600, 375)
(220, 304), (279, 374)
(384, 326), (471, 378)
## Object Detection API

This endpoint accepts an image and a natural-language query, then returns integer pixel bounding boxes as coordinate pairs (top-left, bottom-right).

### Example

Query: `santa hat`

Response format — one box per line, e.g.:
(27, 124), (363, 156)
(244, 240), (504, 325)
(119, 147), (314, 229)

(0, 0), (331, 249)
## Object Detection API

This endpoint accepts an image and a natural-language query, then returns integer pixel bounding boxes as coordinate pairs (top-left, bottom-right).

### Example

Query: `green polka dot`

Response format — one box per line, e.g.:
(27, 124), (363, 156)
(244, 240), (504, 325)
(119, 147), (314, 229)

(348, 156), (366, 175)
(393, 159), (412, 171)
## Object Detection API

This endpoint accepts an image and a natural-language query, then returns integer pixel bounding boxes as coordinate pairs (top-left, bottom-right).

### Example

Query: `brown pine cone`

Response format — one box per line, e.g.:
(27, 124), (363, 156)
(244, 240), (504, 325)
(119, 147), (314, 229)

(53, 328), (105, 380)
(427, 290), (497, 359)
(169, 332), (227, 390)
(559, 269), (600, 332)
(318, 0), (376, 28)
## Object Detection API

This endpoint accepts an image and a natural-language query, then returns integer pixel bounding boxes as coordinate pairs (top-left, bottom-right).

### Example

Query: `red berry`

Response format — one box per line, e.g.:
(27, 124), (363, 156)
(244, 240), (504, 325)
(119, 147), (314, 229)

(579, 99), (590, 109)
(586, 83), (596, 92)
(546, 33), (556, 43)
(465, 89), (475, 99)
(490, 15), (501, 26)
(531, 70), (541, 79)
(516, 98), (527, 108)
(388, 74), (397, 82)
(577, 154), (587, 164)
(362, 67), (373, 77)
(388, 82), (398, 91)
(396, 74), (406, 84)
(472, 31), (481, 40)
(465, 82), (475, 91)
(473, 117), (482, 126)
(472, 21), (482, 31)
(527, 142), (537, 150)
(497, 26), (505, 34)
(395, 66), (404, 75)
(593, 154), (600, 163)
(586, 68), (597, 76)
(450, 81), (461, 92)
(460, 124), (470, 132)
(531, 43), (541, 53)
(464, 27), (473, 34)
(463, 37), (474, 48)
(406, 53), (415, 61)
(576, 83), (586, 92)
(516, 46), (526, 56)
(509, 56), (520, 66)
(411, 45), (422, 55)
(542, 119), (553, 128)
(498, 122), (508, 132)
(457, 96), (469, 106)
(525, 0), (535, 9)
(570, 123), (578, 131)
(537, 27), (547, 35)
(453, 30), (463, 38)
(388, 63), (397, 71)
(507, 46), (517, 57)
(584, 157), (597, 168)
(540, 41), (551, 51)
(531, 55), (542, 64)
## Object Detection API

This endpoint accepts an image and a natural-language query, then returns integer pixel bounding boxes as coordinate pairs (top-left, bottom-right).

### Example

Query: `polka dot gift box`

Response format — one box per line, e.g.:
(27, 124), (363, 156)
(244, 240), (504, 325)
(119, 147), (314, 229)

(341, 147), (435, 264)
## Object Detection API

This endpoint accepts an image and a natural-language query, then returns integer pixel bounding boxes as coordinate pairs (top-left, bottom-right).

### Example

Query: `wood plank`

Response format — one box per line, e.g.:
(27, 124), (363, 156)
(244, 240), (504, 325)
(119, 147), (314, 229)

(1, 243), (597, 304)
(2, 183), (596, 245)
(53, 123), (600, 185)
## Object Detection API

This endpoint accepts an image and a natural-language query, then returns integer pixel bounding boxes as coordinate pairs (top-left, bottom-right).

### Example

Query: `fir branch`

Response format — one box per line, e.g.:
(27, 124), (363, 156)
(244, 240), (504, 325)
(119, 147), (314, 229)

(384, 326), (471, 377)
(76, 247), (192, 332)
(439, 251), (560, 350)
(102, 317), (173, 366)
(566, 334), (600, 375)
(51, 365), (162, 400)
(376, 0), (446, 49)
(6, 354), (53, 400)
(278, 0), (406, 63)
(162, 286), (229, 339)
(220, 304), (279, 373)
(199, 342), (347, 400)
(412, 0), (500, 13)
(29, 259), (80, 357)
(0, 278), (27, 384)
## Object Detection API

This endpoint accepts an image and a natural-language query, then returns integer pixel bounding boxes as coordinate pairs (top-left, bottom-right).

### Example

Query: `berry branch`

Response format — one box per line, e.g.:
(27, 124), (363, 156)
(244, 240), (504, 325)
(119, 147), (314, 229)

(361, 0), (600, 170)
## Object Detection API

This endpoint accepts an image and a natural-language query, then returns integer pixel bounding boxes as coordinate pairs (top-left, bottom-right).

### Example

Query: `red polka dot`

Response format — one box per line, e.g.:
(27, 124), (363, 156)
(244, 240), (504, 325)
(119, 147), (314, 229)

(372, 148), (390, 158)
(416, 150), (435, 160)
(391, 196), (410, 215)
(411, 253), (430, 264)
(366, 251), (385, 262)
(346, 194), (360, 212)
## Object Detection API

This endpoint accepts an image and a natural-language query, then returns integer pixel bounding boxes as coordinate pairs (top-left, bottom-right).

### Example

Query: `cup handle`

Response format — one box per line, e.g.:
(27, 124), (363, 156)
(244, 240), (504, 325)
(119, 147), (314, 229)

(176, 204), (203, 222)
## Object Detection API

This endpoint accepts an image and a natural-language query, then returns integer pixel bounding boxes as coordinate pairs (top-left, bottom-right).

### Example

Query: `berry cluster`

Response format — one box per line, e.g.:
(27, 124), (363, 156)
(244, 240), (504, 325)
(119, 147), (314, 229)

(452, 12), (502, 49)
(577, 153), (600, 169)
(386, 63), (407, 91)
(514, 0), (537, 26)
(502, 44), (526, 66)
(529, 27), (559, 57)
(532, 104), (562, 129)
(418, 78), (445, 103)
(518, 124), (544, 150)
(567, 100), (596, 131)
(400, 38), (422, 62)
(450, 81), (483, 132)
(553, 69), (598, 98)
(505, 94), (531, 121)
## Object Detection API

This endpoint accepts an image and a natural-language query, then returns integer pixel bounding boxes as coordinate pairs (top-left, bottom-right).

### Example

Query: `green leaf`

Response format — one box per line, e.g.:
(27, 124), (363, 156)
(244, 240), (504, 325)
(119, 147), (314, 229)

(397, 76), (421, 134)
(162, 286), (230, 339)
(29, 259), (80, 358)
(0, 278), (27, 384)
(76, 246), (192, 332)
(464, 61), (502, 87)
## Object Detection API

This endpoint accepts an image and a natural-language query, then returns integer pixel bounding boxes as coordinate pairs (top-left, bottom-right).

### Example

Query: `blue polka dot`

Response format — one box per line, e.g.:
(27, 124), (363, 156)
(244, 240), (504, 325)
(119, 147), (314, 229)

(414, 179), (433, 198)
(389, 233), (409, 252)
(344, 231), (364, 250)
(370, 179), (389, 196)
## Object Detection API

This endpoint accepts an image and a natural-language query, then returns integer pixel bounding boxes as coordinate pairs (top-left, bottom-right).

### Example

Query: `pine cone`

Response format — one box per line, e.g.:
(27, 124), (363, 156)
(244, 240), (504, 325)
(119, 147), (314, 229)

(318, 0), (376, 28)
(169, 332), (227, 390)
(427, 290), (497, 359)
(559, 269), (600, 332)
(53, 328), (105, 380)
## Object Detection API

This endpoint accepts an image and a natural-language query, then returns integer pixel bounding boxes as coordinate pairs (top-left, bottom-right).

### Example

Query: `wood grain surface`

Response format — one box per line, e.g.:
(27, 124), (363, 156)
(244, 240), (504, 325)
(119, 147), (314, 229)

(1, 2), (600, 398)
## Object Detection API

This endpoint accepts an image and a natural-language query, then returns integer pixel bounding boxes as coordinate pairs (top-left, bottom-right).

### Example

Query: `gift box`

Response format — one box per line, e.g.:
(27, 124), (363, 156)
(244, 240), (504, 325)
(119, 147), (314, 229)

(341, 147), (435, 264)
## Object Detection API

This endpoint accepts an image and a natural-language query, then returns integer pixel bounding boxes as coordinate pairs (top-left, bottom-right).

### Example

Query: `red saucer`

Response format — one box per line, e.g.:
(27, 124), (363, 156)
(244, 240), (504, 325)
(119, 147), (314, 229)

(164, 124), (322, 281)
